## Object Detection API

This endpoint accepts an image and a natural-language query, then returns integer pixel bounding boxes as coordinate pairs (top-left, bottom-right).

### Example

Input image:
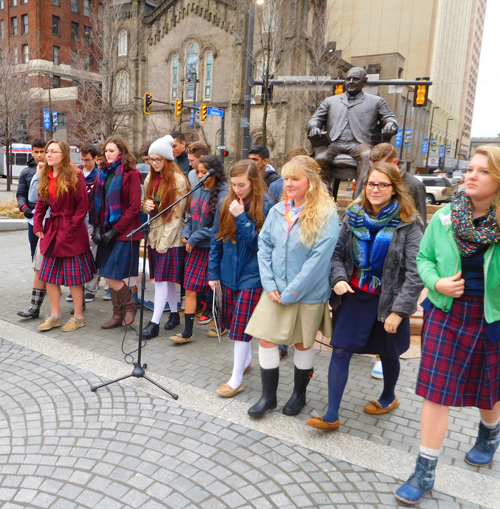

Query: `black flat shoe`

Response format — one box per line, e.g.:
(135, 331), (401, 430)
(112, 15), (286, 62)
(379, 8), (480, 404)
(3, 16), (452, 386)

(17, 307), (40, 319)
(142, 321), (159, 340)
(164, 312), (180, 330)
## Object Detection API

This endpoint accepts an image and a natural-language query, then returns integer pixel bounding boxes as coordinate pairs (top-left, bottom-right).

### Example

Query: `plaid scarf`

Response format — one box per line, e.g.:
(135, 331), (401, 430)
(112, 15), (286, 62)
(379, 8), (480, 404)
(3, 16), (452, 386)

(451, 191), (500, 257)
(89, 158), (123, 227)
(347, 200), (400, 291)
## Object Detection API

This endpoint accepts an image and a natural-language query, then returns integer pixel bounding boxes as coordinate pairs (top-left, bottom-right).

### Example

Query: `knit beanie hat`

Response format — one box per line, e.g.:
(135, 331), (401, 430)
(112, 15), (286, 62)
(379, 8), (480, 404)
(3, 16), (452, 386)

(148, 135), (174, 161)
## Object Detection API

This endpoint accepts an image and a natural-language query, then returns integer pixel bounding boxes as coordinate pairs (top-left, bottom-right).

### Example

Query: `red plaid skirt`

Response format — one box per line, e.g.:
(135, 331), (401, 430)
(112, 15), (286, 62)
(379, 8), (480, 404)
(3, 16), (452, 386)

(40, 251), (96, 287)
(221, 285), (263, 342)
(416, 296), (500, 409)
(184, 247), (210, 292)
(148, 247), (185, 283)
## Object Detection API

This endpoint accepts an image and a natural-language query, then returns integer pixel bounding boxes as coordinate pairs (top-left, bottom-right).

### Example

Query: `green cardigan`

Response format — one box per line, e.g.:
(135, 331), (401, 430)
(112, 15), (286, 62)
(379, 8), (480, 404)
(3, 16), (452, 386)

(417, 204), (500, 323)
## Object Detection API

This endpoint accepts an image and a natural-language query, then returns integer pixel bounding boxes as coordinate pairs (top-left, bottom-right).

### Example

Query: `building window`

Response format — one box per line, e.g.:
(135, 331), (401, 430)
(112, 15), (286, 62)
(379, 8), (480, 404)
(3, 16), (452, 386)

(21, 0), (27, 4)
(53, 75), (60, 88)
(11, 17), (18, 36)
(21, 14), (27, 34)
(52, 16), (60, 36)
(21, 44), (28, 63)
(83, 0), (90, 16)
(172, 56), (178, 100)
(116, 70), (130, 104)
(255, 52), (273, 96)
(71, 22), (79, 42)
(204, 52), (212, 100)
(71, 0), (79, 14)
(118, 30), (127, 56)
(58, 112), (67, 128)
(0, 20), (4, 39)
(71, 50), (78, 67)
(83, 53), (90, 70)
(53, 46), (60, 65)
(0, 1), (4, 9)
(185, 42), (199, 101)
(98, 3), (103, 21)
(11, 0), (17, 7)
(98, 58), (103, 74)
(52, 0), (59, 5)
(84, 26), (90, 45)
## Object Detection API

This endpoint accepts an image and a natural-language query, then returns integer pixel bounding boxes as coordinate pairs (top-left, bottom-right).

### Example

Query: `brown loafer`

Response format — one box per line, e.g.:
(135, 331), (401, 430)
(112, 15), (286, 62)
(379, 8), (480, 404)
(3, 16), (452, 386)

(170, 333), (194, 344)
(62, 317), (86, 332)
(38, 317), (62, 331)
(305, 416), (340, 430)
(216, 382), (245, 398)
(363, 397), (399, 415)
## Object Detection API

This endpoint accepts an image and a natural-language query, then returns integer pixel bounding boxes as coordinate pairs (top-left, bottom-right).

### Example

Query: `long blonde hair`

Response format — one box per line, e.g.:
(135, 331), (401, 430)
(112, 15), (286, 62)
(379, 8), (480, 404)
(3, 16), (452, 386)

(474, 145), (500, 226)
(282, 155), (336, 247)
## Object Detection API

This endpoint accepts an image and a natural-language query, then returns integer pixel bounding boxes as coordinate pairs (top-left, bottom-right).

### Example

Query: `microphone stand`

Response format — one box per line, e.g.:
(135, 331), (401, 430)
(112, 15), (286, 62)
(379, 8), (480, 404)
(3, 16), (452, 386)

(91, 177), (209, 397)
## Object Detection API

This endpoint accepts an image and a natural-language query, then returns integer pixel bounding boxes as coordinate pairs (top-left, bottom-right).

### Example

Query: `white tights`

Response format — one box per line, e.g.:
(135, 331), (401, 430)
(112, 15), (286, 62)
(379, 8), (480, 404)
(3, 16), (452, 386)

(227, 341), (252, 389)
(152, 281), (178, 324)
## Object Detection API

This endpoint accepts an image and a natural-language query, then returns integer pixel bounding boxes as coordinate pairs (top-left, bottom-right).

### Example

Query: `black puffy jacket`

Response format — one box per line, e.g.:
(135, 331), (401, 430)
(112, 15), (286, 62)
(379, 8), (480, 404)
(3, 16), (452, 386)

(16, 157), (38, 212)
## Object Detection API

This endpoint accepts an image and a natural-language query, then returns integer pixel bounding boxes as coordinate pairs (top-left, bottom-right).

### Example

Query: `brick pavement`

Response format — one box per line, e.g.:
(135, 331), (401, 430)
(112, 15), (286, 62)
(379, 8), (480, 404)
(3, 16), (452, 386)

(1, 230), (499, 507)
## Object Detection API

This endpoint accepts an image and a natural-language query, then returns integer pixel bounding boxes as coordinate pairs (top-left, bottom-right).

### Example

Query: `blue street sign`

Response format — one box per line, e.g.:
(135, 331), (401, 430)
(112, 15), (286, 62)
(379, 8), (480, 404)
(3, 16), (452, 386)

(43, 110), (51, 131)
(395, 129), (402, 148)
(404, 129), (412, 148)
(431, 138), (437, 152)
(189, 109), (195, 128)
(439, 145), (444, 157)
(422, 138), (429, 154)
(207, 106), (224, 118)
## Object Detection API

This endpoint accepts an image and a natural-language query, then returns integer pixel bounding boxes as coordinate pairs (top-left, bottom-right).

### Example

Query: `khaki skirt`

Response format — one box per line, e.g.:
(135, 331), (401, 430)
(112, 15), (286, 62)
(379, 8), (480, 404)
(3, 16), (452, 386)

(245, 291), (332, 348)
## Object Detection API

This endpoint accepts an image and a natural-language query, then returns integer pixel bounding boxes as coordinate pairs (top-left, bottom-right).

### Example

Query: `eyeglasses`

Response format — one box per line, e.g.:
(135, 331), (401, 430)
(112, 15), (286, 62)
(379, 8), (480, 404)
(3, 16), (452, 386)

(45, 150), (62, 155)
(149, 157), (163, 164)
(366, 182), (392, 191)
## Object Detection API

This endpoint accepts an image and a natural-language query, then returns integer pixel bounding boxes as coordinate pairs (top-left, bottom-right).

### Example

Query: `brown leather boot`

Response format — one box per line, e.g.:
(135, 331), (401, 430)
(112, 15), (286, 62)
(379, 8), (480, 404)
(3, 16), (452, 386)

(117, 284), (137, 326)
(101, 288), (124, 329)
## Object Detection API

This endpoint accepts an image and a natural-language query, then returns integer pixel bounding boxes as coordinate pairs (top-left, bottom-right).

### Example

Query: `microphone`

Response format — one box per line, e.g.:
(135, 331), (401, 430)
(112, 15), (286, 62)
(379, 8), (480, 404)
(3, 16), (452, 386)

(198, 168), (216, 184)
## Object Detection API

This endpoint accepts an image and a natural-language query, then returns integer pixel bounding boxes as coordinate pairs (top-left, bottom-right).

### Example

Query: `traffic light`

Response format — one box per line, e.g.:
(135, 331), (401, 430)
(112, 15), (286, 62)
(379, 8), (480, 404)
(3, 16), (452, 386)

(200, 103), (207, 123)
(413, 77), (429, 107)
(144, 92), (152, 115)
(222, 149), (229, 157)
(334, 84), (344, 95)
(175, 98), (182, 120)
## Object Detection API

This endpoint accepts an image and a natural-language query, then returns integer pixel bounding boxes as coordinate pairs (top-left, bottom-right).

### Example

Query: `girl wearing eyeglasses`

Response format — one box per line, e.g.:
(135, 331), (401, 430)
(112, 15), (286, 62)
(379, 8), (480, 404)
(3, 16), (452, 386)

(306, 162), (423, 431)
(33, 139), (96, 332)
(140, 135), (190, 338)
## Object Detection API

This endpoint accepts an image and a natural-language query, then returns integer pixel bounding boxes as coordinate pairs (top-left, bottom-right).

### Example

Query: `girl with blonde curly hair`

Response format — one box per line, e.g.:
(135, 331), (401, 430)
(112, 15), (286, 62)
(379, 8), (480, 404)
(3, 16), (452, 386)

(245, 155), (339, 418)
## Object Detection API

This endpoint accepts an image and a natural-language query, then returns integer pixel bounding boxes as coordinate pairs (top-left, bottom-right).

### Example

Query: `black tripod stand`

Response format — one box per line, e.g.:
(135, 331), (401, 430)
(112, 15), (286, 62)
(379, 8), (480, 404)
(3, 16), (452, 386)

(90, 174), (213, 397)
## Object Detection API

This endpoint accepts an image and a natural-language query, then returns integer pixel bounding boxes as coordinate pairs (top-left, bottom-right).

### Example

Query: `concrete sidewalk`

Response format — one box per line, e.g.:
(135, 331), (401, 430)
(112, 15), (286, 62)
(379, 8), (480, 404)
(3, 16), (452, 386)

(1, 230), (498, 508)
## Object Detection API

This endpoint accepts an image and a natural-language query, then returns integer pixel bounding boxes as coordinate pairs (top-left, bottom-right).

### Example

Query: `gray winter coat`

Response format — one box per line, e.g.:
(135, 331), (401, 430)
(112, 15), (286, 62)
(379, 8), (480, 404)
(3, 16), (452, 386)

(330, 214), (423, 321)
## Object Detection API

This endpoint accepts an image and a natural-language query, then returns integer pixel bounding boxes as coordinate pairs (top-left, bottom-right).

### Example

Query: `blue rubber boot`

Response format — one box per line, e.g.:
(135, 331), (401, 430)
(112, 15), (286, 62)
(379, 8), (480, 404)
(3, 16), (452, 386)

(395, 455), (437, 504)
(465, 421), (500, 467)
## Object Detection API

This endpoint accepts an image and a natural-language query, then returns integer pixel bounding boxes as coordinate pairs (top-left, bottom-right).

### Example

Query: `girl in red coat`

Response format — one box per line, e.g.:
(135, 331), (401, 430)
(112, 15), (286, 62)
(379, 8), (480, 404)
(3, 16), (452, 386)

(34, 140), (96, 332)
(90, 135), (143, 329)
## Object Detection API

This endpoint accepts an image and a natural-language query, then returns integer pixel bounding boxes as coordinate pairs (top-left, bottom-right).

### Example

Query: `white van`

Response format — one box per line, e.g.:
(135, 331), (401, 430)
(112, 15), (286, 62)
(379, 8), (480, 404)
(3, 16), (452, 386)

(0, 143), (81, 178)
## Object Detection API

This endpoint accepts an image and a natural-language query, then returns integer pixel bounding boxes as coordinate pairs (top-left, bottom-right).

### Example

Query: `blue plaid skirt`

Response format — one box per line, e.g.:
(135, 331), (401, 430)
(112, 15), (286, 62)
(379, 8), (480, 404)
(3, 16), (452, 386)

(148, 246), (185, 283)
(416, 296), (500, 409)
(184, 247), (209, 292)
(96, 240), (140, 280)
(40, 251), (96, 287)
(221, 286), (263, 342)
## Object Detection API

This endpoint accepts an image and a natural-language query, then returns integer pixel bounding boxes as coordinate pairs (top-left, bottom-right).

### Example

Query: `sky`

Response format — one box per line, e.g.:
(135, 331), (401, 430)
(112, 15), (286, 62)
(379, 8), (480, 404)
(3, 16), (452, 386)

(470, 0), (500, 138)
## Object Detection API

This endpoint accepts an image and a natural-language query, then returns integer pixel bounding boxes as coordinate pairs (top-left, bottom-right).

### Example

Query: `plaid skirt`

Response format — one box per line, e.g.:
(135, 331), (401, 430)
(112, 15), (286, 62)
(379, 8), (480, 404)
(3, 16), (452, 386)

(416, 296), (500, 410)
(221, 285), (263, 342)
(184, 247), (209, 292)
(40, 250), (96, 287)
(148, 247), (185, 283)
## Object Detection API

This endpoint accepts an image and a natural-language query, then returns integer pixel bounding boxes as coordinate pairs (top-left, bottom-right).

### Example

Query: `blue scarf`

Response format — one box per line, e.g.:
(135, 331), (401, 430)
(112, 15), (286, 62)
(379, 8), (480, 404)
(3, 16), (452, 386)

(89, 158), (123, 227)
(347, 200), (400, 291)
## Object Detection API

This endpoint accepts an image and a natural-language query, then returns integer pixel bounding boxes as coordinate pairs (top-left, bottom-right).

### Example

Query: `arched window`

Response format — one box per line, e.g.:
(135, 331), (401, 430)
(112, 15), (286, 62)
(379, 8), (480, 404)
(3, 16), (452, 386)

(172, 56), (178, 100)
(118, 29), (127, 56)
(185, 42), (199, 101)
(255, 52), (272, 97)
(204, 52), (212, 100)
(116, 70), (129, 104)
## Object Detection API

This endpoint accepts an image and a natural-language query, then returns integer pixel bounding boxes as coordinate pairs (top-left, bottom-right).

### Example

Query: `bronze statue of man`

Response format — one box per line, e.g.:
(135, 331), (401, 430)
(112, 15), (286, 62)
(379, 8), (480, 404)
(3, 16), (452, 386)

(307, 67), (399, 197)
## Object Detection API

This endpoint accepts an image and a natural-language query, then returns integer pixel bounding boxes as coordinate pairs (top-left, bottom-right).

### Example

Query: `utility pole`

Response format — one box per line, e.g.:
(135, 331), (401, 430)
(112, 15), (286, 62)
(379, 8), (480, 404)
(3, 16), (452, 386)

(47, 74), (54, 138)
(399, 89), (413, 160)
(241, 1), (256, 159)
(425, 105), (439, 173)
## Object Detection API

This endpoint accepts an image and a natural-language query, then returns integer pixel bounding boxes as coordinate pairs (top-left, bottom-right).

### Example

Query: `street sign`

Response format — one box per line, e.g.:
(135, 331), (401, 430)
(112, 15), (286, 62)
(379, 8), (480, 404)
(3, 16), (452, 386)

(388, 79), (404, 94)
(446, 144), (451, 156)
(422, 138), (428, 153)
(439, 145), (444, 157)
(189, 109), (195, 128)
(404, 129), (412, 148)
(216, 145), (227, 151)
(395, 129), (402, 148)
(43, 110), (51, 131)
(430, 138), (437, 152)
(52, 111), (58, 131)
(207, 106), (224, 118)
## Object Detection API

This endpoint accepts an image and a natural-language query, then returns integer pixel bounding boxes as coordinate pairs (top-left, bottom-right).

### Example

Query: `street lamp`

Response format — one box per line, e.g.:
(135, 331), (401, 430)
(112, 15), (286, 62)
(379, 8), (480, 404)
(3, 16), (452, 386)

(241, 0), (264, 159)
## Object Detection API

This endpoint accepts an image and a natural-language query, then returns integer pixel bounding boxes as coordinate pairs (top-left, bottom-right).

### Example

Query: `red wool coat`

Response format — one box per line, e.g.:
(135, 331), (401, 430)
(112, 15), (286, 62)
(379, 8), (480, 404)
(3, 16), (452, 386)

(34, 170), (91, 257)
(96, 167), (144, 242)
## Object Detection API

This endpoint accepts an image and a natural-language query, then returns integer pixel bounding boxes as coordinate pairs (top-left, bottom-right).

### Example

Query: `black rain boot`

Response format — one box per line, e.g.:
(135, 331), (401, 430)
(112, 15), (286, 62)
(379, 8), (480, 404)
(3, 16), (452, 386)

(164, 312), (180, 330)
(142, 321), (159, 340)
(17, 288), (46, 318)
(248, 367), (279, 419)
(283, 367), (314, 416)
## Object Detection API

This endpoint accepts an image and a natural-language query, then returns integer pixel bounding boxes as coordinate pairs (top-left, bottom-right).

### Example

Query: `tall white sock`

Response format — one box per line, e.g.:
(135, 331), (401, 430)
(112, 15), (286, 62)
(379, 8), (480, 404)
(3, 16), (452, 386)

(227, 341), (251, 389)
(259, 345), (280, 369)
(419, 445), (440, 460)
(294, 347), (316, 370)
(166, 281), (178, 313)
(245, 342), (253, 368)
(152, 281), (169, 324)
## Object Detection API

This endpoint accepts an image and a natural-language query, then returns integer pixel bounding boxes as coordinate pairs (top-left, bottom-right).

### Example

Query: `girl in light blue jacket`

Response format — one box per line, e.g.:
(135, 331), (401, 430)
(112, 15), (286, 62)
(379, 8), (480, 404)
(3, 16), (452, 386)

(245, 156), (339, 418)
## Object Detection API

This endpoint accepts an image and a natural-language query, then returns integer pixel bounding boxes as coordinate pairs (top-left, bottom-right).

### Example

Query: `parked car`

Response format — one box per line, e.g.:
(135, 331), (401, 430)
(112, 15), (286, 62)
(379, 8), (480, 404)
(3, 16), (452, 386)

(452, 171), (465, 193)
(415, 175), (456, 205)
